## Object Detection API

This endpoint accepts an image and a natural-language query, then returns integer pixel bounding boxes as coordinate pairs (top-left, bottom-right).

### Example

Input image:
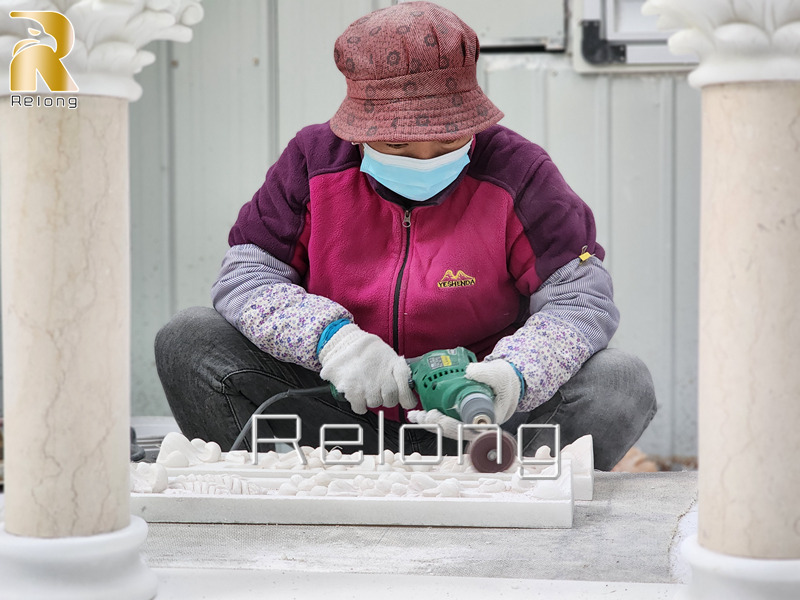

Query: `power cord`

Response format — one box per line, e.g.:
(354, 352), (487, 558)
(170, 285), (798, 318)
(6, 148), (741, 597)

(229, 385), (333, 452)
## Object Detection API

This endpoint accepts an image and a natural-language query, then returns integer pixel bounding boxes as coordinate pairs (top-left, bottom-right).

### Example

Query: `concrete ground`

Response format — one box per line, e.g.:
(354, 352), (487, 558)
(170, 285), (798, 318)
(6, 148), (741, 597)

(0, 471), (698, 598)
(141, 471), (697, 598)
(152, 570), (682, 599)
(1, 419), (699, 598)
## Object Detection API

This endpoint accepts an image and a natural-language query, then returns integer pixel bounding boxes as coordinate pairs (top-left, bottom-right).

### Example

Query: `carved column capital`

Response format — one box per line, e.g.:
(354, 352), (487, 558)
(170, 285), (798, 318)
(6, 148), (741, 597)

(0, 0), (203, 100)
(642, 0), (800, 87)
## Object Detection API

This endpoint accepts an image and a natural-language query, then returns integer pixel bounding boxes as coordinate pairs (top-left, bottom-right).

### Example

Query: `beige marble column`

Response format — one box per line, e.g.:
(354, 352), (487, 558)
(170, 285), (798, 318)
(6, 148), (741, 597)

(642, 0), (800, 597)
(0, 3), (202, 597)
(0, 96), (131, 538)
(698, 81), (800, 559)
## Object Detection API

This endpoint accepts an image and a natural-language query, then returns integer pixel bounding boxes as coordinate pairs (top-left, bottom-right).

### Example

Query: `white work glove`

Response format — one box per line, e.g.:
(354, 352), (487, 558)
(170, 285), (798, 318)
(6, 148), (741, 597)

(464, 359), (521, 424)
(407, 359), (522, 440)
(319, 323), (417, 414)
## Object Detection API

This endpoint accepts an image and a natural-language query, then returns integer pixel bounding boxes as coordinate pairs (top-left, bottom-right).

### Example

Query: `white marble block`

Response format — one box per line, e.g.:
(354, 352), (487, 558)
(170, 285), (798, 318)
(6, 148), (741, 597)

(130, 434), (597, 528)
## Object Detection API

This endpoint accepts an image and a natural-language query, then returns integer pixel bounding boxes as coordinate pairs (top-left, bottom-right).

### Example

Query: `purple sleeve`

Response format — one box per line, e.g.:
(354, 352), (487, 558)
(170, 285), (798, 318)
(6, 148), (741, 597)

(211, 244), (301, 326)
(470, 126), (603, 286)
(516, 158), (603, 284)
(486, 312), (592, 411)
(471, 126), (610, 410)
(228, 136), (311, 268)
(223, 124), (361, 369)
(529, 256), (619, 354)
(488, 258), (618, 411)
(228, 123), (361, 269)
(238, 283), (353, 372)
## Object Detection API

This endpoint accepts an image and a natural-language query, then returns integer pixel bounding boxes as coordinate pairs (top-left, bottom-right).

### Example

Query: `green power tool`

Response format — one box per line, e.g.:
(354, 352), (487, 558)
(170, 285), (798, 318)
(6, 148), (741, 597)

(328, 347), (517, 472)
(409, 347), (517, 472)
(232, 347), (514, 472)
(409, 347), (496, 425)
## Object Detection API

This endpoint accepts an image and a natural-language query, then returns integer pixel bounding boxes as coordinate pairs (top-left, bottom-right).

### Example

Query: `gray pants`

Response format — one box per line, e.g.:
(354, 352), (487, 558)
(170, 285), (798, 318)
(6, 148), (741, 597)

(155, 307), (657, 470)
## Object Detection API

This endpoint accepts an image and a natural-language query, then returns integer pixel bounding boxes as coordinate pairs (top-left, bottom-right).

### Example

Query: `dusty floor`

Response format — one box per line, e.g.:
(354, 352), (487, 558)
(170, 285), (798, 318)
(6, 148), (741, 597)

(1, 418), (698, 599)
(0, 471), (697, 599)
(141, 471), (697, 583)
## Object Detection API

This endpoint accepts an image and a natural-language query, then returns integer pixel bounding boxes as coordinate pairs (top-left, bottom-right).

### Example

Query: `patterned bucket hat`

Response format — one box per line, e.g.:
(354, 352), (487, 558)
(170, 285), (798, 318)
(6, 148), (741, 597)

(330, 1), (504, 142)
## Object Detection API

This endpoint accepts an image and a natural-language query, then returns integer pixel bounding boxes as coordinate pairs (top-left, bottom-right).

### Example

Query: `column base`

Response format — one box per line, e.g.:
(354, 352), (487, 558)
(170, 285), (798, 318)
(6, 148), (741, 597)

(0, 515), (157, 600)
(678, 535), (800, 600)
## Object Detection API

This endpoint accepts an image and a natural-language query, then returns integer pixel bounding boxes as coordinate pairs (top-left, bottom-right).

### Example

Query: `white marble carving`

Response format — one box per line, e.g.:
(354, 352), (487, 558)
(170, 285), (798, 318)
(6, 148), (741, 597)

(169, 474), (264, 496)
(224, 450), (253, 465)
(132, 459), (575, 528)
(130, 462), (168, 493)
(149, 432), (593, 490)
(130, 434), (594, 528)
(0, 0), (204, 100)
(255, 467), (567, 500)
(527, 436), (594, 500)
(156, 431), (222, 467)
(642, 0), (800, 86)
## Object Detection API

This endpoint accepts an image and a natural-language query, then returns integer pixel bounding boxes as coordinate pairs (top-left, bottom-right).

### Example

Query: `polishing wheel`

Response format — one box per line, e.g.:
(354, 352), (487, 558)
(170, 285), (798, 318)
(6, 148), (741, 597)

(468, 430), (517, 473)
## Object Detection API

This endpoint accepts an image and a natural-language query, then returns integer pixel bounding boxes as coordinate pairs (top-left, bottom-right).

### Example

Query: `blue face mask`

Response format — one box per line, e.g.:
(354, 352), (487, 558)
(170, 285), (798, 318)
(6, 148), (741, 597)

(359, 139), (471, 201)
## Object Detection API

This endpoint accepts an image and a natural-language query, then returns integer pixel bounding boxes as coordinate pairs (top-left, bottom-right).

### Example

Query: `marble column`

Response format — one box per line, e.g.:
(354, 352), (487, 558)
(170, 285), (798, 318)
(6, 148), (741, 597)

(642, 1), (800, 598)
(699, 81), (800, 559)
(0, 95), (131, 538)
(0, 2), (202, 598)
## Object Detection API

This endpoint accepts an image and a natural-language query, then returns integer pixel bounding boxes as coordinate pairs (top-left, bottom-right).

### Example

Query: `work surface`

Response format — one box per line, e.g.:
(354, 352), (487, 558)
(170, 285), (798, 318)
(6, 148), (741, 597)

(0, 471), (697, 598)
(142, 471), (697, 583)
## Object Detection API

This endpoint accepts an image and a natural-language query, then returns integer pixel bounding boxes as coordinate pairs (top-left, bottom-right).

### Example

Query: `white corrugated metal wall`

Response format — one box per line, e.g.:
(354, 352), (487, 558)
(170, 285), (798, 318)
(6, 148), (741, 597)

(126, 0), (701, 460)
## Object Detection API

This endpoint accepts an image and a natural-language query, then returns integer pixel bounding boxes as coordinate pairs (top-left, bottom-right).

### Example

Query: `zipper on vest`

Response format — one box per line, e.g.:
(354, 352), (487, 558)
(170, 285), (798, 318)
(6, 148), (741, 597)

(392, 209), (412, 354)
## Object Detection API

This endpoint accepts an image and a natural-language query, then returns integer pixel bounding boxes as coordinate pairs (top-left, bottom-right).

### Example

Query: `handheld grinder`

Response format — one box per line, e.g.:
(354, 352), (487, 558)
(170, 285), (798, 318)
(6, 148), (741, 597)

(409, 348), (517, 473)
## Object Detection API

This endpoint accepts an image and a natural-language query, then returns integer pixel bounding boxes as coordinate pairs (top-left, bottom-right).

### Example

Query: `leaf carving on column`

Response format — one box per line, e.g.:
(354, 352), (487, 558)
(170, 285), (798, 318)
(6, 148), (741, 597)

(642, 0), (800, 86)
(0, 0), (204, 100)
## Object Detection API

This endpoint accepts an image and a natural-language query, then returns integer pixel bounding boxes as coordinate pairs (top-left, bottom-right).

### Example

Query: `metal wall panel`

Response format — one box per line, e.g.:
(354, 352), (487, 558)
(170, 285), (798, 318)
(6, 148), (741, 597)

(0, 1), (701, 461)
(169, 0), (276, 312)
(479, 54), (701, 459)
(129, 42), (173, 416)
(129, 0), (278, 416)
(127, 0), (391, 417)
(426, 0), (566, 49)
(670, 81), (701, 459)
(277, 0), (392, 150)
(608, 76), (682, 460)
(119, 2), (702, 460)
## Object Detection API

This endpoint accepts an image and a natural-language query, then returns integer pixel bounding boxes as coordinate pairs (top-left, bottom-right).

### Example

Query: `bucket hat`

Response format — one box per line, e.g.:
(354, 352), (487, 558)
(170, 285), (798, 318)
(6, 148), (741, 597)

(330, 1), (503, 142)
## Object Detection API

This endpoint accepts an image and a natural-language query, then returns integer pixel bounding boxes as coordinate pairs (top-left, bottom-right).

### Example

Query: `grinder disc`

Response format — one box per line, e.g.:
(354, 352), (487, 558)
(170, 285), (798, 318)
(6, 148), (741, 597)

(468, 430), (517, 473)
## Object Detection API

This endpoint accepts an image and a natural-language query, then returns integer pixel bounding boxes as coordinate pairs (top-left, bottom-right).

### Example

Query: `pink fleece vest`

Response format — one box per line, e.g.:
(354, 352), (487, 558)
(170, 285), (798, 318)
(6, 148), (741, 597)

(303, 168), (538, 362)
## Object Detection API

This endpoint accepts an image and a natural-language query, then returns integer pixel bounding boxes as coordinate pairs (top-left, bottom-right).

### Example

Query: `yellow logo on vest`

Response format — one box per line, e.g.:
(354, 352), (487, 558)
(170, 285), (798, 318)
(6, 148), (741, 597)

(437, 269), (476, 288)
(9, 11), (78, 93)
